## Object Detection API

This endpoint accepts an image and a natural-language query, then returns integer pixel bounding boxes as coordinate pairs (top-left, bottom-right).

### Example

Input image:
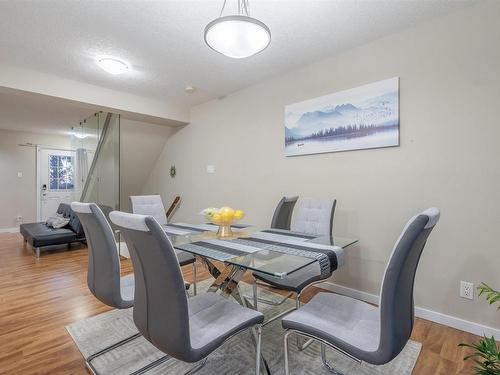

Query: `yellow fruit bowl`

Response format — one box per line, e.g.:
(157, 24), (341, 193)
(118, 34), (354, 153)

(201, 206), (245, 238)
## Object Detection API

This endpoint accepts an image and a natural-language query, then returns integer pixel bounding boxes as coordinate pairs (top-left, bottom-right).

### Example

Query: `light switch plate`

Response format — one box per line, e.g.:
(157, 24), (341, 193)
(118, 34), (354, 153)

(206, 165), (215, 174)
(17, 172), (23, 178)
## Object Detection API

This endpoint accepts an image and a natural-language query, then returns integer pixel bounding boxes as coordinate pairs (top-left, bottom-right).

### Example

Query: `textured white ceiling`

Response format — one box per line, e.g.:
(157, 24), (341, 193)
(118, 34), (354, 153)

(0, 0), (475, 109)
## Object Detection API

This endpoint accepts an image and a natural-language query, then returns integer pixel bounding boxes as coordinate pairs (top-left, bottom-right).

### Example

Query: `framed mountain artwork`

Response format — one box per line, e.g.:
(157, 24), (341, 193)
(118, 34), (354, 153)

(284, 77), (399, 156)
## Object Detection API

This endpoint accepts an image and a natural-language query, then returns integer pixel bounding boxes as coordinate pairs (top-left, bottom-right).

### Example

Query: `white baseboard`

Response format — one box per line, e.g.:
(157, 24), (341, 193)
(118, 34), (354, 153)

(0, 227), (20, 233)
(320, 281), (499, 338)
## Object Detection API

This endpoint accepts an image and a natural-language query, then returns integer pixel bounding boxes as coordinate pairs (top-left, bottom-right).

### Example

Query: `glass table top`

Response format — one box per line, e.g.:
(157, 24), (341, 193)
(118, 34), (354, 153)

(228, 250), (317, 279)
(307, 235), (358, 248)
(166, 224), (358, 279)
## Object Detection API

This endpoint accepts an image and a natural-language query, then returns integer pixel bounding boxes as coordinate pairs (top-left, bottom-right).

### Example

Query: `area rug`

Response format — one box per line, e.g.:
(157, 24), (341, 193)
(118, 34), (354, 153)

(66, 279), (421, 374)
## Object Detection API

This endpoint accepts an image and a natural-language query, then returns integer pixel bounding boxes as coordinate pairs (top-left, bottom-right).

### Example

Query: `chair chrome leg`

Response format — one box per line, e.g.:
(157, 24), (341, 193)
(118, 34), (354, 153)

(293, 293), (313, 351)
(184, 358), (208, 375)
(253, 291), (294, 306)
(297, 338), (314, 351)
(294, 293), (314, 351)
(192, 261), (197, 296)
(284, 330), (292, 375)
(253, 278), (258, 311)
(294, 295), (303, 350)
(248, 278), (293, 307)
(321, 344), (345, 375)
(255, 325), (262, 375)
(129, 355), (171, 375)
(287, 330), (361, 375)
(262, 306), (297, 327)
(86, 332), (142, 374)
(258, 288), (297, 326)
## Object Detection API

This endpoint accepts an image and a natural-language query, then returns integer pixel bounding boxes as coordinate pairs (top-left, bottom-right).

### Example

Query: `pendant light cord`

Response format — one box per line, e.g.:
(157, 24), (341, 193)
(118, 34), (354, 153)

(219, 0), (250, 17)
(242, 0), (249, 16)
(219, 0), (227, 16)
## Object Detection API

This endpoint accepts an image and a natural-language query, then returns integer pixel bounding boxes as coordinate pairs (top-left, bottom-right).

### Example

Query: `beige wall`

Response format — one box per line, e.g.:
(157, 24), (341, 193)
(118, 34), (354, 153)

(144, 2), (500, 330)
(120, 118), (174, 212)
(0, 129), (70, 229)
(0, 120), (172, 227)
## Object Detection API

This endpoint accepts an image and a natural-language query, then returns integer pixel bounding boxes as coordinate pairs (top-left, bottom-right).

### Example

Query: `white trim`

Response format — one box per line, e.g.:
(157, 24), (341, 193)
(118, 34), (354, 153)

(320, 281), (500, 338)
(0, 227), (20, 233)
(36, 145), (41, 221)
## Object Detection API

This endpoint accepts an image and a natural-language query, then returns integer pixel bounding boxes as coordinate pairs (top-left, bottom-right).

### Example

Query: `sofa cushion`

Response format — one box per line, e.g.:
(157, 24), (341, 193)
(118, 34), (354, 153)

(46, 213), (71, 229)
(57, 203), (84, 236)
(20, 222), (78, 247)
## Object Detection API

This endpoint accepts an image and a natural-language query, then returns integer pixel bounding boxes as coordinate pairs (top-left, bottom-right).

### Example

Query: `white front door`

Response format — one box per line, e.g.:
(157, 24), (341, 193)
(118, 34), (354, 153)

(37, 148), (76, 221)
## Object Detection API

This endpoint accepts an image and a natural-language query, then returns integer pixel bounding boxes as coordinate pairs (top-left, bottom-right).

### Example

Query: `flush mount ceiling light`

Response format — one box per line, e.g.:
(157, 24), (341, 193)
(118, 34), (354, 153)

(185, 85), (197, 94)
(204, 0), (271, 59)
(96, 57), (129, 75)
(72, 132), (89, 139)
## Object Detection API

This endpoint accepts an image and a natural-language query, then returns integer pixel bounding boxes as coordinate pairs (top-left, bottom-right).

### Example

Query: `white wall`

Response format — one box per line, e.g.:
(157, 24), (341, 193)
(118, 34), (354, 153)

(120, 118), (174, 212)
(144, 2), (500, 331)
(0, 129), (70, 229)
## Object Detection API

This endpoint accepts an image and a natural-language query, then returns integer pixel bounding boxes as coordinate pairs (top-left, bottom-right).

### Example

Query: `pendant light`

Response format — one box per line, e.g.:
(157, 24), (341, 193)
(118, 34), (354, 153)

(204, 0), (271, 59)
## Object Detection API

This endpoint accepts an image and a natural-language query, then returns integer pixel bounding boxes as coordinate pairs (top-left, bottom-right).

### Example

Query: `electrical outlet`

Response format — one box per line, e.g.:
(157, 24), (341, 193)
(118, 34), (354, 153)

(460, 281), (474, 300)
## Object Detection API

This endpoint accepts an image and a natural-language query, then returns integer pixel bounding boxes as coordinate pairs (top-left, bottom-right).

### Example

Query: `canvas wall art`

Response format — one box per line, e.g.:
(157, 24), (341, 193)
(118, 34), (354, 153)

(284, 77), (399, 156)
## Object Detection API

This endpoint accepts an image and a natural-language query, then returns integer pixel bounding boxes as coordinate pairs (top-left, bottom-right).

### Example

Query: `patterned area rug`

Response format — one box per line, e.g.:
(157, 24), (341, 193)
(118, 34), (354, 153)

(66, 279), (421, 374)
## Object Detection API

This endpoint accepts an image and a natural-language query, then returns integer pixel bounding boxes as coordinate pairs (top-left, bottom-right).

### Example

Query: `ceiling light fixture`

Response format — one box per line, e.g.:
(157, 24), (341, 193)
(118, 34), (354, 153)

(185, 85), (197, 94)
(204, 0), (271, 59)
(96, 57), (129, 75)
(73, 133), (89, 139)
(71, 125), (90, 139)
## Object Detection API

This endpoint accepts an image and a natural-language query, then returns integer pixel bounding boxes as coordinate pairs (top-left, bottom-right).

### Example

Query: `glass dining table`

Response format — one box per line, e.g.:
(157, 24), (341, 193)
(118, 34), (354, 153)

(164, 223), (358, 306)
(161, 223), (357, 375)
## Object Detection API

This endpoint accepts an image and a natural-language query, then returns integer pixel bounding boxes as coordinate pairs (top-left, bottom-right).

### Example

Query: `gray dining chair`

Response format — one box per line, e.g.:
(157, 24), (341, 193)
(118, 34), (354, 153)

(271, 196), (299, 230)
(70, 202), (139, 373)
(109, 210), (265, 375)
(282, 208), (440, 374)
(130, 195), (169, 224)
(251, 198), (337, 318)
(290, 197), (336, 237)
(130, 194), (198, 295)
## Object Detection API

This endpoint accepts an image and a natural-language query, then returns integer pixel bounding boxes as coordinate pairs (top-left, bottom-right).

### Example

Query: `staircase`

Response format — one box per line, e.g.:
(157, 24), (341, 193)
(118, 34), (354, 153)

(72, 112), (121, 212)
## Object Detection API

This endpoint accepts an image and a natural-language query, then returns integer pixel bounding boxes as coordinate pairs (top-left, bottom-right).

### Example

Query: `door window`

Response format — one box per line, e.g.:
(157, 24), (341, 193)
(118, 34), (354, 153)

(49, 155), (74, 190)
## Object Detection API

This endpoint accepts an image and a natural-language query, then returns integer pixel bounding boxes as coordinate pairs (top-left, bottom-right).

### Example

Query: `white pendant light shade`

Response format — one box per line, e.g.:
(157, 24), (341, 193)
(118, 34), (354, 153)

(205, 15), (271, 59)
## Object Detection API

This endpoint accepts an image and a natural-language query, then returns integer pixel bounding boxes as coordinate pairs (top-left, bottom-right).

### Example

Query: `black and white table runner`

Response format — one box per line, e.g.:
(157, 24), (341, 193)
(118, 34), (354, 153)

(173, 226), (342, 278)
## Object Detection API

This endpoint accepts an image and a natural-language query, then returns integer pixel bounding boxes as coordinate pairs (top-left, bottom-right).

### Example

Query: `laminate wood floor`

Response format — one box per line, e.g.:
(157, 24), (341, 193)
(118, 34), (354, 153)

(0, 233), (479, 374)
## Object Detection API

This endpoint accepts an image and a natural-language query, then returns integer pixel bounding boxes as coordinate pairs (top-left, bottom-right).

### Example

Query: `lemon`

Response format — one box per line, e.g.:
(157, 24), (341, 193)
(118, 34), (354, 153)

(221, 212), (234, 224)
(212, 213), (222, 224)
(234, 210), (244, 220)
(219, 206), (234, 215)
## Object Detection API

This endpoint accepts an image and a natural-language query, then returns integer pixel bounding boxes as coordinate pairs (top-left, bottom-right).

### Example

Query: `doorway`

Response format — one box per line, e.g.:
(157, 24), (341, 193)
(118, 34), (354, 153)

(36, 147), (76, 222)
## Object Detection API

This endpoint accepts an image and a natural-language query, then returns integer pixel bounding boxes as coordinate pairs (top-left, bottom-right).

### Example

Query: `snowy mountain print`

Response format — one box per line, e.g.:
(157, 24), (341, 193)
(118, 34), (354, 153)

(284, 78), (399, 156)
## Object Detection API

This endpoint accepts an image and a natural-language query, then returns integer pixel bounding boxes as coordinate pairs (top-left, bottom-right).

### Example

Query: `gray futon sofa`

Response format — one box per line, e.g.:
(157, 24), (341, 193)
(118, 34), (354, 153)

(20, 203), (86, 258)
